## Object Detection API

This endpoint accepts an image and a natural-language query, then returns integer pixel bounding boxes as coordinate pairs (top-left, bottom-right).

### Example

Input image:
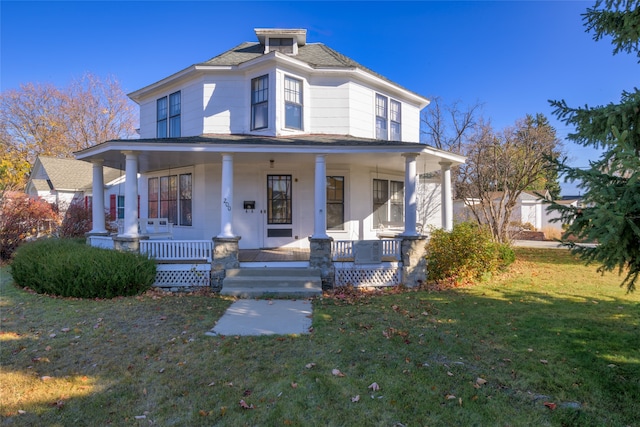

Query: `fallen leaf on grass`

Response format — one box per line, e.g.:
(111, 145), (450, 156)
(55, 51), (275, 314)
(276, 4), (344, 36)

(351, 395), (360, 402)
(332, 369), (345, 377)
(239, 399), (254, 409)
(445, 394), (456, 400)
(208, 381), (215, 386)
(305, 362), (316, 369)
(544, 402), (557, 410)
(447, 371), (454, 377)
(540, 359), (548, 365)
(368, 382), (381, 391)
(476, 378), (487, 386)
(17, 410), (26, 415)
(41, 376), (52, 381)
(243, 389), (252, 396)
(199, 410), (210, 416)
(290, 382), (298, 389)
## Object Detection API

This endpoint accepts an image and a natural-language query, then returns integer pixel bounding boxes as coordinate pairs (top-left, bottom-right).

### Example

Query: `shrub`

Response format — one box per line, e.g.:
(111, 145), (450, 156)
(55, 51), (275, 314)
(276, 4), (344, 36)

(59, 200), (92, 237)
(0, 192), (59, 260)
(426, 222), (514, 284)
(10, 239), (156, 298)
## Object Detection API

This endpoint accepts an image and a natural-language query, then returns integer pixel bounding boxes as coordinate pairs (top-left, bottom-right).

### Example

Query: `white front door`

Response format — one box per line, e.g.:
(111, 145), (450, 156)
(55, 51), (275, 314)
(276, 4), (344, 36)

(263, 174), (295, 248)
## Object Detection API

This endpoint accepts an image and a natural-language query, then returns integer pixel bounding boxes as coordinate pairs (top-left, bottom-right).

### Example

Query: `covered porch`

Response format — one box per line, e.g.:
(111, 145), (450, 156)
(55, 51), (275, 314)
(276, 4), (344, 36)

(78, 134), (464, 289)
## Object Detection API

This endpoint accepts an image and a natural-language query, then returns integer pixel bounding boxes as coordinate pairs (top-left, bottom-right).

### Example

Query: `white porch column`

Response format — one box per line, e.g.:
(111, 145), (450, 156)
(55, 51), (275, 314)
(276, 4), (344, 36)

(402, 153), (419, 236)
(312, 154), (329, 239)
(121, 151), (139, 237)
(89, 159), (107, 234)
(218, 153), (235, 238)
(440, 161), (453, 231)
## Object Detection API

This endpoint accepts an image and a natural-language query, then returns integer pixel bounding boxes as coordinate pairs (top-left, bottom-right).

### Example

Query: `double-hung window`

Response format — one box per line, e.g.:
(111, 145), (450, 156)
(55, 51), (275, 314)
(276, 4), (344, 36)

(147, 173), (192, 226)
(390, 100), (401, 141)
(375, 94), (388, 140)
(376, 94), (402, 141)
(373, 178), (404, 226)
(284, 76), (303, 130)
(326, 176), (344, 230)
(157, 91), (181, 138)
(251, 75), (269, 130)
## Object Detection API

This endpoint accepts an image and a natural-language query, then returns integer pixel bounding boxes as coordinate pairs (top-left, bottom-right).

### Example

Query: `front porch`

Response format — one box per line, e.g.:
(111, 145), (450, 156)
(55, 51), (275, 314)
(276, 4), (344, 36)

(87, 236), (428, 292)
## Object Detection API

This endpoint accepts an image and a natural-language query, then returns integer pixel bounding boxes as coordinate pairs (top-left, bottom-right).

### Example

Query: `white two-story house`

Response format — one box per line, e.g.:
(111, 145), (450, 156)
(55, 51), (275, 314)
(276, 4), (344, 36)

(77, 28), (464, 290)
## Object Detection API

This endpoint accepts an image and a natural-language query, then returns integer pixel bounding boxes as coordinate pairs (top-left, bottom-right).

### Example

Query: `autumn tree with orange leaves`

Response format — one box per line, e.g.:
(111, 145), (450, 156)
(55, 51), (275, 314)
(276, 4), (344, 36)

(0, 73), (137, 191)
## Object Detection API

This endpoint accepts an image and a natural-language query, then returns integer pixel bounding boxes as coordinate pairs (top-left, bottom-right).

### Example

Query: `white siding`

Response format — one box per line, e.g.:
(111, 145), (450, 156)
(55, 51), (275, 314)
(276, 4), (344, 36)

(308, 77), (351, 135)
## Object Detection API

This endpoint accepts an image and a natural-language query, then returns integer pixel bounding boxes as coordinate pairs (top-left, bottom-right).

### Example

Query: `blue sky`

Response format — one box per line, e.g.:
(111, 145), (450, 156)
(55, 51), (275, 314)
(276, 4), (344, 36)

(2, 1), (637, 195)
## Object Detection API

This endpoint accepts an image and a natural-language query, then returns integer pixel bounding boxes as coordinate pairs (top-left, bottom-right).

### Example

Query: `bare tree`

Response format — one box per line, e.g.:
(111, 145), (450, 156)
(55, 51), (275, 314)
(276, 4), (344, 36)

(421, 96), (483, 154)
(457, 114), (561, 242)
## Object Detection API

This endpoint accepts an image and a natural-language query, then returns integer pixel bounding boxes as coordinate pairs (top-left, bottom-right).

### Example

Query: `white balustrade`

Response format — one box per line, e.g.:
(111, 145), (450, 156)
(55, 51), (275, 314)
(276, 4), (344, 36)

(140, 240), (213, 262)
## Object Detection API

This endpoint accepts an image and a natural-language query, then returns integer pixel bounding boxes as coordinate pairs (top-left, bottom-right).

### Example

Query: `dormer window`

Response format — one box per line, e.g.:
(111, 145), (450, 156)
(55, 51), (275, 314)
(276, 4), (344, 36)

(268, 38), (294, 54)
(255, 28), (306, 56)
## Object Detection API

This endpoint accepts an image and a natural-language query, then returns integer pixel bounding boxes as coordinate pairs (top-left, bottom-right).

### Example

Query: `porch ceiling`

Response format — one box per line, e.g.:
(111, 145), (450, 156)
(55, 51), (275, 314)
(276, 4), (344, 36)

(74, 134), (465, 174)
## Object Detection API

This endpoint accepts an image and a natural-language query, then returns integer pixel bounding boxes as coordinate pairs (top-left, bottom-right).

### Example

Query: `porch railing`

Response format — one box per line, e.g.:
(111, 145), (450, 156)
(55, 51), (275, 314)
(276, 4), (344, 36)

(140, 240), (213, 262)
(332, 239), (401, 261)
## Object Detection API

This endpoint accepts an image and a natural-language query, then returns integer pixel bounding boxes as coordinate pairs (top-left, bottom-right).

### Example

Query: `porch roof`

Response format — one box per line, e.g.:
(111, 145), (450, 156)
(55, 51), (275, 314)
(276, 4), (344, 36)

(74, 134), (465, 174)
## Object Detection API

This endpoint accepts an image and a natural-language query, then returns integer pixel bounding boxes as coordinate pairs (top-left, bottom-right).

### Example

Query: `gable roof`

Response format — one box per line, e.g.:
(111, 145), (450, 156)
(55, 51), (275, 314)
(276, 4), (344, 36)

(31, 156), (122, 192)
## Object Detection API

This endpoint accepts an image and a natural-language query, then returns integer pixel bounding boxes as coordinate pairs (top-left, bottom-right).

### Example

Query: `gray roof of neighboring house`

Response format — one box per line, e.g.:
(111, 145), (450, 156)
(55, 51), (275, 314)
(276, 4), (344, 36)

(200, 42), (424, 99)
(35, 157), (122, 191)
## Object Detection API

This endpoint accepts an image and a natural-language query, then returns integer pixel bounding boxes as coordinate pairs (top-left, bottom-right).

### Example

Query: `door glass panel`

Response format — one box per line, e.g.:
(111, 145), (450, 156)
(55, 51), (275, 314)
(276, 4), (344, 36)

(267, 175), (292, 224)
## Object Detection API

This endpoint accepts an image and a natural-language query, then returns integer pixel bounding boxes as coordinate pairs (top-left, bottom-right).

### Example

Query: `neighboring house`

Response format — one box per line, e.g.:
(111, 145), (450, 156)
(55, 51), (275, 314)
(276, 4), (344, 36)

(76, 28), (465, 289)
(454, 190), (573, 232)
(25, 156), (125, 216)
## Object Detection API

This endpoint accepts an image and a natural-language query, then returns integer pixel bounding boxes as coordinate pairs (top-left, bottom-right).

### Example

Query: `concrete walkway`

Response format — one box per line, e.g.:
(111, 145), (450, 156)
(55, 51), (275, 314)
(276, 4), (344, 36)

(206, 299), (313, 336)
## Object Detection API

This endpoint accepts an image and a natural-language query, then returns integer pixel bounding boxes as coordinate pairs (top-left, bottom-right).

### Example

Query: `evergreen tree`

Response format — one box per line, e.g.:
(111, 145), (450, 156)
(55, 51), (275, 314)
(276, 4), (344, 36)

(547, 0), (640, 292)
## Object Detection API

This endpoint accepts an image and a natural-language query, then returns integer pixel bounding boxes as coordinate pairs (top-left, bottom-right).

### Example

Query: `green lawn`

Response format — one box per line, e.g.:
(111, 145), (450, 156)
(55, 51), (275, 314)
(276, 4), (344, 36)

(1, 248), (638, 426)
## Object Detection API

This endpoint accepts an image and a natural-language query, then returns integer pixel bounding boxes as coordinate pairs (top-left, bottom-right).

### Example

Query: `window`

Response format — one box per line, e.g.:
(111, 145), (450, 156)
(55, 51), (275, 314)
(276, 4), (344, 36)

(267, 175), (292, 224)
(269, 37), (294, 54)
(157, 97), (167, 138)
(390, 100), (401, 141)
(147, 173), (192, 226)
(376, 94), (402, 141)
(117, 195), (125, 220)
(326, 176), (344, 230)
(284, 76), (302, 129)
(251, 75), (269, 130)
(169, 91), (181, 137)
(375, 94), (388, 140)
(373, 178), (404, 226)
(157, 91), (181, 138)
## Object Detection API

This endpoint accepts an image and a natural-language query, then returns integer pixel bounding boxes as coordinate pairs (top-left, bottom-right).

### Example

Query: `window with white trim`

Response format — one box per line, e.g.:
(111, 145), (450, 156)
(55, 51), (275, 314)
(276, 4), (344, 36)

(326, 176), (344, 230)
(284, 76), (303, 130)
(373, 178), (404, 226)
(376, 94), (402, 141)
(375, 94), (388, 140)
(251, 75), (269, 130)
(157, 91), (181, 138)
(390, 100), (401, 141)
(147, 173), (192, 226)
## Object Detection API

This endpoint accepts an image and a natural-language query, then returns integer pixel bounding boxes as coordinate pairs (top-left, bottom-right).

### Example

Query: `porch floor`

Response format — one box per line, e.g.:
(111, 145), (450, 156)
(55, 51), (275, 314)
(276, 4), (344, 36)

(238, 248), (310, 263)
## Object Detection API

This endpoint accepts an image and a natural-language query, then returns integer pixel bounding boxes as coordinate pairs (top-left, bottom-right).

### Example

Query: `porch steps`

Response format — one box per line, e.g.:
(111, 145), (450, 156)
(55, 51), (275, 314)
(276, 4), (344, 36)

(220, 267), (322, 298)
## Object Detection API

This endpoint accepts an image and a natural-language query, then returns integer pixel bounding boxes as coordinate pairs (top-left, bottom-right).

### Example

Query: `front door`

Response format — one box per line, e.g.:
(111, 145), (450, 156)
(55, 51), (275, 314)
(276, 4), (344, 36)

(264, 174), (295, 248)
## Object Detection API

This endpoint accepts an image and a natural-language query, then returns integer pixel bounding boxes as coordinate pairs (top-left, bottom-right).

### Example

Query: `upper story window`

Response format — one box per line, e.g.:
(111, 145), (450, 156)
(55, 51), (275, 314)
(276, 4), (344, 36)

(375, 94), (388, 140)
(251, 75), (269, 130)
(284, 76), (303, 130)
(390, 100), (401, 141)
(157, 91), (181, 138)
(169, 91), (181, 137)
(376, 94), (402, 141)
(269, 37), (294, 54)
